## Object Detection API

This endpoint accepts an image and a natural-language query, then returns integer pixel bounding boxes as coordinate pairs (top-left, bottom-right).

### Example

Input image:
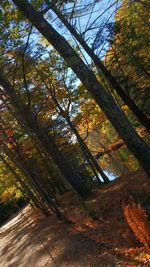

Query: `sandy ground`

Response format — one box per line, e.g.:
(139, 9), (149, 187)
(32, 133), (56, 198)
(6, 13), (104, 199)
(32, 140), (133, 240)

(0, 206), (53, 267)
(1, 170), (150, 267)
(0, 205), (115, 267)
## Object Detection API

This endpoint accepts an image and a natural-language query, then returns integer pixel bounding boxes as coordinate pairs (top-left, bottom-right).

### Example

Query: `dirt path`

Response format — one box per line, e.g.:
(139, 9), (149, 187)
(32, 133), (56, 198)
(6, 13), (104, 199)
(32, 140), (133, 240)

(1, 170), (150, 266)
(0, 205), (113, 267)
(0, 206), (54, 267)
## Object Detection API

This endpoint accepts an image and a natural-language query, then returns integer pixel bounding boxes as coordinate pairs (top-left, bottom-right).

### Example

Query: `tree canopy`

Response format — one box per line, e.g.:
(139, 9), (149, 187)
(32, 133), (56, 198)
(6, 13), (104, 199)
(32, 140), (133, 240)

(0, 0), (150, 230)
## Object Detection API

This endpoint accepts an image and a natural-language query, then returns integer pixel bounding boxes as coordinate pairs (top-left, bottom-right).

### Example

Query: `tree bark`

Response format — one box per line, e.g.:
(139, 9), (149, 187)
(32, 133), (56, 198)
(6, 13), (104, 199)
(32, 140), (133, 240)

(41, 76), (108, 184)
(0, 74), (90, 198)
(0, 152), (50, 215)
(60, 110), (109, 183)
(12, 0), (150, 178)
(48, 1), (150, 133)
(2, 144), (51, 209)
(3, 143), (64, 218)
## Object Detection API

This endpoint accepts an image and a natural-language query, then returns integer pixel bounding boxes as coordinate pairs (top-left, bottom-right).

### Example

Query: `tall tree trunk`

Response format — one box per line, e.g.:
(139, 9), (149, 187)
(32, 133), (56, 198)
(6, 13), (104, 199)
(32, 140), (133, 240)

(47, 1), (150, 133)
(94, 129), (128, 174)
(15, 184), (32, 205)
(12, 0), (150, 178)
(0, 152), (50, 215)
(40, 75), (108, 184)
(2, 144), (52, 211)
(0, 74), (90, 198)
(60, 109), (109, 183)
(3, 144), (64, 219)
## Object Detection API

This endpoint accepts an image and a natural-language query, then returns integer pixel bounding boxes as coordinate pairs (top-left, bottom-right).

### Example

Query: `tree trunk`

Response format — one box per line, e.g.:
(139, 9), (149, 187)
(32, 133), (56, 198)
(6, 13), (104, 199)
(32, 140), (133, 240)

(48, 1), (150, 133)
(2, 144), (52, 211)
(62, 111), (109, 183)
(42, 79), (107, 184)
(2, 143), (64, 218)
(0, 153), (50, 216)
(0, 74), (90, 198)
(12, 0), (150, 178)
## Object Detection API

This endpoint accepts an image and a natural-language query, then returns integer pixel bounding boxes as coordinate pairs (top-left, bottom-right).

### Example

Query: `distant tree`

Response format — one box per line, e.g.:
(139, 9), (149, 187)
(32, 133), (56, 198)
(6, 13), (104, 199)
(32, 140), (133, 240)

(105, 0), (150, 117)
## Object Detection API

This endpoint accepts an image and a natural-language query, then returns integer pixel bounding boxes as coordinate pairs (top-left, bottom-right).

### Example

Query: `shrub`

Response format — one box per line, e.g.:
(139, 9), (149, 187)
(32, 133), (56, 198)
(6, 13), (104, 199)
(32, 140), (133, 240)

(123, 200), (150, 250)
(0, 197), (26, 225)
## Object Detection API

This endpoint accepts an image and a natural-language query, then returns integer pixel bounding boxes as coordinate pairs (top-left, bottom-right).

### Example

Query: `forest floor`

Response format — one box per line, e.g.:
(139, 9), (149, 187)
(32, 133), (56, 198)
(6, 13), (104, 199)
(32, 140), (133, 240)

(0, 170), (150, 267)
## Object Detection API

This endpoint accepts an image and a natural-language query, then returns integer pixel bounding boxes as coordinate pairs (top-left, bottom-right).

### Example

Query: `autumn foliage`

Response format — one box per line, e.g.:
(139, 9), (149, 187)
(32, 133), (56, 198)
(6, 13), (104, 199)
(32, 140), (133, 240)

(123, 200), (150, 250)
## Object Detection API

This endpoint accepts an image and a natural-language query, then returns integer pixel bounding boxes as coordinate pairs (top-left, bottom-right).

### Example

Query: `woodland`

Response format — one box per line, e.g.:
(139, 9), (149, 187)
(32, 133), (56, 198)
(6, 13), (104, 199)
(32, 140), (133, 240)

(0, 0), (150, 266)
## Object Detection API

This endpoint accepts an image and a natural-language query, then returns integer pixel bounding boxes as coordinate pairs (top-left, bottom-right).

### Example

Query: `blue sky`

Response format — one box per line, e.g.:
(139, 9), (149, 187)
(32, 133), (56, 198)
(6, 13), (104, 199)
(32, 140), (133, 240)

(49, 0), (121, 59)
(26, 0), (121, 65)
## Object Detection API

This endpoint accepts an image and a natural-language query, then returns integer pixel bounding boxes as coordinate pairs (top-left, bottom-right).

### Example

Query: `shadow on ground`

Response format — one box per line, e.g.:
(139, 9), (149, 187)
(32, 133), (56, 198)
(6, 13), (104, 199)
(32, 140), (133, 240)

(0, 170), (149, 267)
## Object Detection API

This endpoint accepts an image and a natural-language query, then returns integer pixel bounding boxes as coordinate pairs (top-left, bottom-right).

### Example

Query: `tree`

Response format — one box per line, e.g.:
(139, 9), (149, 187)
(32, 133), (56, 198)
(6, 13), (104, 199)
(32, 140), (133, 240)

(105, 0), (150, 118)
(0, 73), (90, 198)
(36, 64), (109, 183)
(0, 153), (50, 216)
(11, 0), (150, 178)
(44, 0), (150, 132)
